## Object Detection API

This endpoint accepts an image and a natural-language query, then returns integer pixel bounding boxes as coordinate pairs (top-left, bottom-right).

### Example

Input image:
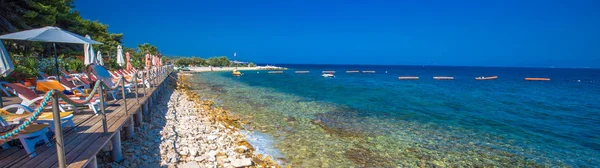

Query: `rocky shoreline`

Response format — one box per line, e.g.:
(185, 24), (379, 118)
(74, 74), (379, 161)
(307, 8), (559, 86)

(97, 75), (280, 168)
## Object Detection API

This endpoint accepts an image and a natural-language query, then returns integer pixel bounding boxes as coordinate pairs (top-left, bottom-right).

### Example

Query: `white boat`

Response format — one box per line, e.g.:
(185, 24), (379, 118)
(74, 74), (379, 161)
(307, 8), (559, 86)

(322, 74), (335, 78)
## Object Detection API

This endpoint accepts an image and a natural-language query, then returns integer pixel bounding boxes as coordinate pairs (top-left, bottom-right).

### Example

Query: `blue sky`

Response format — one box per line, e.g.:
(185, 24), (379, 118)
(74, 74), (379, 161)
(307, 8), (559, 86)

(75, 0), (599, 67)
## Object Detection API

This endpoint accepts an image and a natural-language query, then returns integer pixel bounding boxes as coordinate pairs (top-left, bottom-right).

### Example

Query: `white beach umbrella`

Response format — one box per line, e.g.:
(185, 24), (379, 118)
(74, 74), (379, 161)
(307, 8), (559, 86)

(84, 35), (97, 65)
(0, 26), (102, 44)
(0, 26), (102, 79)
(96, 51), (104, 65)
(116, 45), (125, 67)
(0, 40), (14, 107)
(0, 40), (14, 77)
(0, 26), (101, 110)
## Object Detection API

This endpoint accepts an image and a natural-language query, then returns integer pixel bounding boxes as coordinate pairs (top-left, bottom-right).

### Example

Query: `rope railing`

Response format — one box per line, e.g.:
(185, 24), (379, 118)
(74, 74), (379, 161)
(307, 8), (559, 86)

(58, 81), (101, 106)
(106, 76), (124, 90)
(0, 65), (174, 155)
(0, 90), (55, 143)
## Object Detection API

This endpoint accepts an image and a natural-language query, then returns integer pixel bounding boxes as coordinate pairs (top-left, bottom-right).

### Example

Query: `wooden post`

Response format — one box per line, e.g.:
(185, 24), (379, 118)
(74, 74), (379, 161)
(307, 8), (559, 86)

(121, 76), (128, 115)
(142, 102), (148, 122)
(147, 101), (153, 122)
(135, 73), (139, 105)
(152, 92), (156, 106)
(143, 71), (147, 95)
(98, 84), (108, 133)
(52, 93), (67, 168)
(135, 108), (143, 126)
(126, 117), (134, 138)
(85, 156), (98, 168)
(111, 129), (123, 162)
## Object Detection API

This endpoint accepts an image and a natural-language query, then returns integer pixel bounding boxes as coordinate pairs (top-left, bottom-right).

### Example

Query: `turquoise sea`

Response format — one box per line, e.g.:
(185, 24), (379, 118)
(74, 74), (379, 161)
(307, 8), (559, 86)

(188, 65), (600, 167)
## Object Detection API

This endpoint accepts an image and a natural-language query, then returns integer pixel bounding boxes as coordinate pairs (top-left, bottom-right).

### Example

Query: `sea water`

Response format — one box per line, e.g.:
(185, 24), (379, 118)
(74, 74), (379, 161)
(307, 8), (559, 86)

(188, 65), (600, 167)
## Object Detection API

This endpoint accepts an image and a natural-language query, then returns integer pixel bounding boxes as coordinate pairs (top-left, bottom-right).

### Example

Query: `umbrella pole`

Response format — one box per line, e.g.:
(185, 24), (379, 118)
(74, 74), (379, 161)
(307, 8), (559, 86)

(53, 43), (60, 82)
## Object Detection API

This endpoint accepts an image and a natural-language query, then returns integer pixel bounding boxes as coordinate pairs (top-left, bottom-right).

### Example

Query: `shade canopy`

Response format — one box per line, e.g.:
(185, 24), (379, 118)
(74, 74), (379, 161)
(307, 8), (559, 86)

(96, 51), (104, 65)
(0, 26), (102, 44)
(0, 40), (14, 77)
(84, 35), (97, 65)
(116, 45), (125, 66)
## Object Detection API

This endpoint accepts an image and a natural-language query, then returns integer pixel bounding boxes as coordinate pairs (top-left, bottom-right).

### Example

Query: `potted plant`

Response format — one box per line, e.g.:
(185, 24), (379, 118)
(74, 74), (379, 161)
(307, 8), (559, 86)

(11, 57), (39, 87)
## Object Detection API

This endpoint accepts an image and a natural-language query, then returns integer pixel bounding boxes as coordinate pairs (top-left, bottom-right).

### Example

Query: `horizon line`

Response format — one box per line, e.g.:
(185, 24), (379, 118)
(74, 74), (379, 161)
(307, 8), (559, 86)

(253, 62), (599, 70)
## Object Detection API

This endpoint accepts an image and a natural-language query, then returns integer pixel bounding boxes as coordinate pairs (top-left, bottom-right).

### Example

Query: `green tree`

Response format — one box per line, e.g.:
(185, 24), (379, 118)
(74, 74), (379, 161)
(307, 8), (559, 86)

(207, 56), (230, 67)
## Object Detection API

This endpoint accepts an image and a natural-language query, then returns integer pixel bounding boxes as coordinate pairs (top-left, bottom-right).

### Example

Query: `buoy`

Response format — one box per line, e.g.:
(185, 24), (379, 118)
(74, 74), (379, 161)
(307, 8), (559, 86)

(385, 71), (388, 74)
(578, 80), (581, 82)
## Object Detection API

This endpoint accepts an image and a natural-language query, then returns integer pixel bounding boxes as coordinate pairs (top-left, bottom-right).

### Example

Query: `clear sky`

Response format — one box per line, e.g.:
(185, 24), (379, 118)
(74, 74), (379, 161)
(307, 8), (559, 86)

(75, 0), (600, 68)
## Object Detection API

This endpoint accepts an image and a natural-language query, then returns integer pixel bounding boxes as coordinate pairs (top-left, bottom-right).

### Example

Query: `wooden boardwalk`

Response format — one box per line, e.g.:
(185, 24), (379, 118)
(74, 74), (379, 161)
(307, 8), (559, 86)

(0, 70), (173, 168)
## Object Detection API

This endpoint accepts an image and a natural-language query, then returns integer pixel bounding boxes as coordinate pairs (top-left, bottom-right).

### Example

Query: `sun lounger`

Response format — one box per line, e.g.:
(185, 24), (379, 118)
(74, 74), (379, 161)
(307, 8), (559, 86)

(0, 109), (50, 157)
(2, 83), (101, 115)
(3, 104), (76, 132)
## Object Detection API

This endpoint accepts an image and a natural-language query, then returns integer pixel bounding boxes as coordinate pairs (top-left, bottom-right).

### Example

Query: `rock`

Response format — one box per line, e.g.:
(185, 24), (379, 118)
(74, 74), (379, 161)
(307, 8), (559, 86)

(195, 155), (206, 162)
(216, 151), (228, 165)
(180, 162), (201, 168)
(189, 148), (199, 156)
(223, 163), (235, 168)
(231, 158), (252, 167)
(180, 147), (189, 156)
(207, 135), (218, 141)
(209, 144), (218, 150)
(234, 145), (249, 153)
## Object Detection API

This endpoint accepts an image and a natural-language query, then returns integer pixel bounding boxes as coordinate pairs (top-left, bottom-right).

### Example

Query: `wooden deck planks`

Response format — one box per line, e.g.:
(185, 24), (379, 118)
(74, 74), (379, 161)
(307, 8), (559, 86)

(29, 101), (128, 167)
(0, 75), (170, 168)
(0, 107), (98, 162)
(4, 101), (123, 167)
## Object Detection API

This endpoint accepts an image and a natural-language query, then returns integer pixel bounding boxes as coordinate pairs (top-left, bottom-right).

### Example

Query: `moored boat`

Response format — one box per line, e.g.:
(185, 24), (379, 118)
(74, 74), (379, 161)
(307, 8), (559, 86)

(268, 71), (284, 74)
(434, 76), (454, 80)
(232, 70), (242, 76)
(525, 78), (550, 81)
(475, 76), (498, 80)
(322, 73), (335, 78)
(398, 76), (419, 80)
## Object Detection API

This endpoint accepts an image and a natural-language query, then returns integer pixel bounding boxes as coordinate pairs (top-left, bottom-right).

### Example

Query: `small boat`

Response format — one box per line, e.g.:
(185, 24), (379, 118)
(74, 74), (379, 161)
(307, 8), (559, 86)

(525, 78), (550, 81)
(322, 71), (336, 74)
(362, 71), (376, 73)
(434, 76), (454, 80)
(475, 76), (498, 80)
(295, 71), (310, 74)
(232, 70), (242, 76)
(346, 70), (359, 73)
(268, 71), (284, 74)
(322, 74), (335, 78)
(398, 76), (419, 80)
(180, 67), (190, 71)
